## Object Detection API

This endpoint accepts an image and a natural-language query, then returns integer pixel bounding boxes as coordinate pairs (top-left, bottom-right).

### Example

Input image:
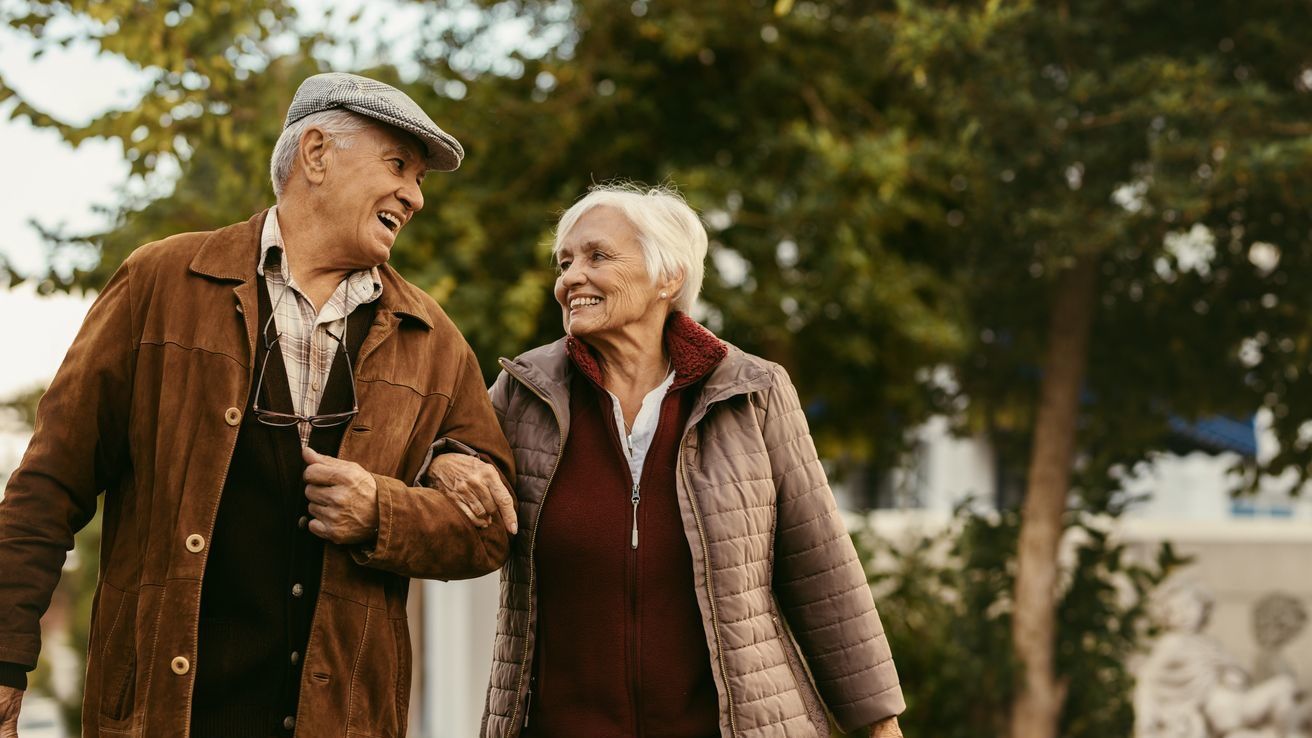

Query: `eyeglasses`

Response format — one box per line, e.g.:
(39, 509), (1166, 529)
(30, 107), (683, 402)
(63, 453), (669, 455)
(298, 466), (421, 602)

(251, 306), (359, 429)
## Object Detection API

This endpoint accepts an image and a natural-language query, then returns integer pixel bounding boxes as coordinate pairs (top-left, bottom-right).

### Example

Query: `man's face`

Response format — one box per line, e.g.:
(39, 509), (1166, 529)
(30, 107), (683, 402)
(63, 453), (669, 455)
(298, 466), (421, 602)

(317, 123), (427, 269)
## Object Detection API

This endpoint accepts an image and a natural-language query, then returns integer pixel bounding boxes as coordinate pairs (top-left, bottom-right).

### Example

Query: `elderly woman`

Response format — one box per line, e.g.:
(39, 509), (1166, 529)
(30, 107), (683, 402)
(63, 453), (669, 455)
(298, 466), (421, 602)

(481, 184), (904, 738)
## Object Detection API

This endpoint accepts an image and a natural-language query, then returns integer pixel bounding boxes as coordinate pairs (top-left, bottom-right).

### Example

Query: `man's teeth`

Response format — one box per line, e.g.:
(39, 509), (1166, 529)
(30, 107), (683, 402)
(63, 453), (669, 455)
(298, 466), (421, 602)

(570, 297), (602, 309)
(377, 212), (400, 231)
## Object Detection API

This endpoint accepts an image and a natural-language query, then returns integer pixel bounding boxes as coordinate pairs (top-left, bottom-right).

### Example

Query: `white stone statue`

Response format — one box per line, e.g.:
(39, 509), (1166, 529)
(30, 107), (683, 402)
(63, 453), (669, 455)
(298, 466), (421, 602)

(1134, 581), (1308, 738)
(1252, 593), (1308, 684)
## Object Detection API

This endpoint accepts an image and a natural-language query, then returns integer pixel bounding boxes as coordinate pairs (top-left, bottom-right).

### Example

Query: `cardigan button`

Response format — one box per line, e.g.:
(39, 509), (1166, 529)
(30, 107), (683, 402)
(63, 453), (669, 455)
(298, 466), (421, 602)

(291, 583), (304, 598)
(224, 407), (242, 426)
(185, 534), (205, 553)
(170, 656), (190, 675)
(283, 715), (296, 730)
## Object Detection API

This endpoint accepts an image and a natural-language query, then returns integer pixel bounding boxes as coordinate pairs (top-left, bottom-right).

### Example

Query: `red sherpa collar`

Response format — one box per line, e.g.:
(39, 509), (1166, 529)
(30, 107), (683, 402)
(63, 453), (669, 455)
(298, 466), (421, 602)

(566, 312), (729, 391)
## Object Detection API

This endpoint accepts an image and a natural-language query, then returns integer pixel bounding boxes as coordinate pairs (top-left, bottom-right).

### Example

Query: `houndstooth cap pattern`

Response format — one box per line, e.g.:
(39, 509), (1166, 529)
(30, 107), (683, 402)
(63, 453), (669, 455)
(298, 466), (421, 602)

(285, 72), (464, 171)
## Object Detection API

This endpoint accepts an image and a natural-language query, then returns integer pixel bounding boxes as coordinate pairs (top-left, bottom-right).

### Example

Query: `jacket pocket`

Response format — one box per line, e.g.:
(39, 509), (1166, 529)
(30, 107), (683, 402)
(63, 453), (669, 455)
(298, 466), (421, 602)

(346, 607), (405, 738)
(772, 609), (828, 738)
(96, 585), (140, 721)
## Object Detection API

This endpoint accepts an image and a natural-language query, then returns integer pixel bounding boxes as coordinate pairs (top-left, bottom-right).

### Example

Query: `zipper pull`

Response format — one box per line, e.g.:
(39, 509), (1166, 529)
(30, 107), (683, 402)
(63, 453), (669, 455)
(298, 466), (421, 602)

(524, 676), (535, 728)
(630, 482), (641, 549)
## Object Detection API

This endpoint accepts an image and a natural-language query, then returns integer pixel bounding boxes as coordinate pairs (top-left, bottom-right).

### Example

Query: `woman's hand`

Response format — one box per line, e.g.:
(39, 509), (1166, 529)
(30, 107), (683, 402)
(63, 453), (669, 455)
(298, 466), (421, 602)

(423, 453), (518, 534)
(870, 716), (903, 738)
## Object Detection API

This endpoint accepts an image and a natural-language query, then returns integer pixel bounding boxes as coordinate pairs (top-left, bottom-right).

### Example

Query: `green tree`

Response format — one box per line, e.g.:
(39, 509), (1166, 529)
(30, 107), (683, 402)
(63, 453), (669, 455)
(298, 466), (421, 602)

(855, 506), (1189, 738)
(883, 2), (1312, 736)
(9, 2), (1312, 736)
(4, 0), (968, 470)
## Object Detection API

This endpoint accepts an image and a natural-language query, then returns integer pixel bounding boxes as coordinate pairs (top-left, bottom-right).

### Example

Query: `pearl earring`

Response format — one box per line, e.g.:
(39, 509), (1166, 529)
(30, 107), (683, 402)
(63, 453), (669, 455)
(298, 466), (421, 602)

(660, 291), (668, 299)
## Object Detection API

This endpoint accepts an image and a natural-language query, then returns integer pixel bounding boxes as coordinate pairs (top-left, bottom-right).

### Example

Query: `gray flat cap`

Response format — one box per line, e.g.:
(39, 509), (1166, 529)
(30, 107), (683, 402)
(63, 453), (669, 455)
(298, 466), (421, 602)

(284, 72), (464, 171)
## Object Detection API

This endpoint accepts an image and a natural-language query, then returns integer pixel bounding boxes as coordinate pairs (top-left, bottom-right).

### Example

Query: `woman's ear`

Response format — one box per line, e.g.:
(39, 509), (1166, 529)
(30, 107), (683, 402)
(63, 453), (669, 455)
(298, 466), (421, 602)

(298, 127), (331, 185)
(660, 270), (686, 306)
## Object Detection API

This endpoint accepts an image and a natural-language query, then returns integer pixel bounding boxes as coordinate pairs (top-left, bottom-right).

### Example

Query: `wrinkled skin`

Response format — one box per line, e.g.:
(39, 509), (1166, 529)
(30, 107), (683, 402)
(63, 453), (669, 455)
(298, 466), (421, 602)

(424, 453), (517, 534)
(302, 445), (380, 544)
(872, 716), (904, 737)
(0, 685), (20, 738)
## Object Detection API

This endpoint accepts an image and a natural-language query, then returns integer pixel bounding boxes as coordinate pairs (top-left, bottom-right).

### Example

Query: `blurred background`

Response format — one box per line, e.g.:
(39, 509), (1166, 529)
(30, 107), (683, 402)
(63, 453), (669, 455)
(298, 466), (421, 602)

(2, 0), (1311, 736)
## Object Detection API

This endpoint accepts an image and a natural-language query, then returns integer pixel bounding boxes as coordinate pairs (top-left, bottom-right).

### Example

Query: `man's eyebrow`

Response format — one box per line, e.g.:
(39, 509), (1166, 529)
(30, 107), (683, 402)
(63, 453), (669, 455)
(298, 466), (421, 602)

(383, 144), (422, 162)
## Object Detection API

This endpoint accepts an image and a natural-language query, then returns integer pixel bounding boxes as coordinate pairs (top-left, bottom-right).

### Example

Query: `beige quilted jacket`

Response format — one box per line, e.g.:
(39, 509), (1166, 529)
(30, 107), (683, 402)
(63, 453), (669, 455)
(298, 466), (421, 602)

(481, 338), (904, 737)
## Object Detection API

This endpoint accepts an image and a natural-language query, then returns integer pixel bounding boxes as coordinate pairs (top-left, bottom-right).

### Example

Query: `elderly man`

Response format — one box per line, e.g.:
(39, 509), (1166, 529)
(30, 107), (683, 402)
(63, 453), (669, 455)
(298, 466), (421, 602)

(0, 73), (516, 737)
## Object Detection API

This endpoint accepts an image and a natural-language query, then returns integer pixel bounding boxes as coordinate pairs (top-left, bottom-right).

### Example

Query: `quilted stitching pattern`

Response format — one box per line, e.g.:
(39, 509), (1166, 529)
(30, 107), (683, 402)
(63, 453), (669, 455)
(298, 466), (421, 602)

(480, 347), (904, 738)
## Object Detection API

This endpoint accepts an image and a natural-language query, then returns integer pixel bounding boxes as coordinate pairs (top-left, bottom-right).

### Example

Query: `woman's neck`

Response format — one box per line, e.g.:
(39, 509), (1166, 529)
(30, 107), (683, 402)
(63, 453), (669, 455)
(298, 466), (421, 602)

(585, 320), (671, 424)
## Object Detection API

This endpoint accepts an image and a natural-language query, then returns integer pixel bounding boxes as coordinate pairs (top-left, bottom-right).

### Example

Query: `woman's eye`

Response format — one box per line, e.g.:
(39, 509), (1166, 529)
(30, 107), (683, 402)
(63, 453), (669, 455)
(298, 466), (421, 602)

(591, 251), (606, 261)
(391, 158), (405, 171)
(557, 261), (571, 272)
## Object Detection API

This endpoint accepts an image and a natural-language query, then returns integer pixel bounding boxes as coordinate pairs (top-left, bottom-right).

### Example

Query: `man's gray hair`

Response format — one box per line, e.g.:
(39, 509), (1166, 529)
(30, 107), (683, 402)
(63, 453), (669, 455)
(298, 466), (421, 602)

(553, 183), (709, 314)
(269, 108), (371, 198)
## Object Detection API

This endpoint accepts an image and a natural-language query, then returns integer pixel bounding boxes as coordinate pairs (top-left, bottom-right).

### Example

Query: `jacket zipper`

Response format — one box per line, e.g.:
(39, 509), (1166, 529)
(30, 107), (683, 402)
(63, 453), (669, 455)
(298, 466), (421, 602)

(612, 397), (646, 735)
(500, 361), (567, 735)
(630, 481), (641, 548)
(678, 431), (738, 737)
(523, 676), (535, 728)
(628, 476), (642, 735)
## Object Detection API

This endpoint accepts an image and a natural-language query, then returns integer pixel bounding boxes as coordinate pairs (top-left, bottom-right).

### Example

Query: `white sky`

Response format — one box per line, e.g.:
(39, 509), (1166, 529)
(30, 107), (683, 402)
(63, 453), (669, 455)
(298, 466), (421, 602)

(0, 0), (453, 398)
(0, 24), (138, 397)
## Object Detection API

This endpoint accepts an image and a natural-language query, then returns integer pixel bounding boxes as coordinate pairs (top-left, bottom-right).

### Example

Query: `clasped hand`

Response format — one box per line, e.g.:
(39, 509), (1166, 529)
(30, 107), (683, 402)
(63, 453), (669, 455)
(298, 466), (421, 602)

(423, 453), (518, 534)
(302, 446), (517, 542)
(302, 446), (379, 544)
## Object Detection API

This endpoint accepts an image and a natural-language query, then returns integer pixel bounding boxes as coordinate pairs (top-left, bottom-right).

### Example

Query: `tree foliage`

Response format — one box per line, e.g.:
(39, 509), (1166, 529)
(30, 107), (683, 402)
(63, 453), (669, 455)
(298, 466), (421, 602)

(7, 0), (1312, 733)
(885, 0), (1312, 488)
(855, 507), (1189, 738)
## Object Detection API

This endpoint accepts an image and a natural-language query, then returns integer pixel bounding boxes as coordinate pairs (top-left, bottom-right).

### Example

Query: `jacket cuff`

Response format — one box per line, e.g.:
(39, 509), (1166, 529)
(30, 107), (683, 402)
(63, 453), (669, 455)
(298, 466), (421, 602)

(351, 473), (399, 566)
(836, 682), (906, 735)
(0, 661), (28, 691)
(413, 437), (481, 486)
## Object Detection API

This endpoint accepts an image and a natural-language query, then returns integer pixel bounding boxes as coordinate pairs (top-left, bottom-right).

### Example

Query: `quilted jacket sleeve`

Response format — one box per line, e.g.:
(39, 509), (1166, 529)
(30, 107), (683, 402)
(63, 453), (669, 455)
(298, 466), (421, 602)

(764, 364), (905, 731)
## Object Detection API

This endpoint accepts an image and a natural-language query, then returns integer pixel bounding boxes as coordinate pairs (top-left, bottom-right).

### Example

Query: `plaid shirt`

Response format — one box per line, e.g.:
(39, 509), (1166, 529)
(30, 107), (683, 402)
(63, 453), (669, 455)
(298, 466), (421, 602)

(258, 207), (382, 444)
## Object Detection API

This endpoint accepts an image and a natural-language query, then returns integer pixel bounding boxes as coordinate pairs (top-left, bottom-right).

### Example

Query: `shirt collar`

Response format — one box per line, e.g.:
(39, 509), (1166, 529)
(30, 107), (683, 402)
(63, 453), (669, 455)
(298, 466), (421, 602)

(257, 206), (383, 304)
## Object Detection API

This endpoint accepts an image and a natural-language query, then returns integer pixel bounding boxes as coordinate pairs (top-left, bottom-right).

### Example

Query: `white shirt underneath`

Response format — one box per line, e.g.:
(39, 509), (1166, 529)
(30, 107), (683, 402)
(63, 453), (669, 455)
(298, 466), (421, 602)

(607, 370), (677, 485)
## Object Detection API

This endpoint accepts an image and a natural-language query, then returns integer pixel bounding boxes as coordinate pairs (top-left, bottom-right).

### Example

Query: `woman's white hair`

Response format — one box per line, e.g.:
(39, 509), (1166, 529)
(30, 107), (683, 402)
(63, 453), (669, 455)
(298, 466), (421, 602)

(269, 109), (371, 198)
(553, 182), (708, 313)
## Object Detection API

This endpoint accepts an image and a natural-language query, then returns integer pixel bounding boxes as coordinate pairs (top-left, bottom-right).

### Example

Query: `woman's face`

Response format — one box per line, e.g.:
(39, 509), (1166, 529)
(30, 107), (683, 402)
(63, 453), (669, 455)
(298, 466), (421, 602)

(553, 206), (664, 340)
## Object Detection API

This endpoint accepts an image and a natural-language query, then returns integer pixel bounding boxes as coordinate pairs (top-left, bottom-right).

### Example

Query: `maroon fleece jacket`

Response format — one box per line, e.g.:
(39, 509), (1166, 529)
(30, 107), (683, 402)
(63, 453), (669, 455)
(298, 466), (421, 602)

(523, 317), (727, 738)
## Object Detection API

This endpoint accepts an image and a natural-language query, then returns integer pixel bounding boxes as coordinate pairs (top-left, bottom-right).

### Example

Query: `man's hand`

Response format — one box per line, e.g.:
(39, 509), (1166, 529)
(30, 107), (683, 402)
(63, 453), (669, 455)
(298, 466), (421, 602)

(0, 685), (22, 738)
(302, 446), (380, 545)
(423, 453), (518, 534)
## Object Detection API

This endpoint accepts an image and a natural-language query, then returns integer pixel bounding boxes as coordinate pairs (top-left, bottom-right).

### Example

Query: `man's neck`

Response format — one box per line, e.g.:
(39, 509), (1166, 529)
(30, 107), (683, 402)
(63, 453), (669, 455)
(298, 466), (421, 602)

(275, 202), (359, 311)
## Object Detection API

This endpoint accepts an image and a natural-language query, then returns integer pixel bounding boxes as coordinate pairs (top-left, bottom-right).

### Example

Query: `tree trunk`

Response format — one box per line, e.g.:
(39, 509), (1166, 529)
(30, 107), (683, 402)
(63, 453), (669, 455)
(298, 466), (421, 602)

(1009, 254), (1099, 738)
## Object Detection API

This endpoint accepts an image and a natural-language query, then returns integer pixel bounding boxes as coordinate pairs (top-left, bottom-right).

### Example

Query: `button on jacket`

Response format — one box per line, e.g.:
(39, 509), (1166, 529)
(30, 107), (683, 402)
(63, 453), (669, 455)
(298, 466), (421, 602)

(0, 211), (514, 738)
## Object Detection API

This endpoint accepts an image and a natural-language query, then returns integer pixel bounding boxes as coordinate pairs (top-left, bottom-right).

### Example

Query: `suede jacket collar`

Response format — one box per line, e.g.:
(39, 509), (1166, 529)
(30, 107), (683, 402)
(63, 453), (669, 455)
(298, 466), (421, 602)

(187, 209), (434, 329)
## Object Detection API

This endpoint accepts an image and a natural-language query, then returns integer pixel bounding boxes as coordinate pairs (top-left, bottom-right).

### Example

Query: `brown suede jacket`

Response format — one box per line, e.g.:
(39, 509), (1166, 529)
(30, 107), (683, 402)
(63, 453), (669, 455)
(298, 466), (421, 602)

(0, 211), (513, 737)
